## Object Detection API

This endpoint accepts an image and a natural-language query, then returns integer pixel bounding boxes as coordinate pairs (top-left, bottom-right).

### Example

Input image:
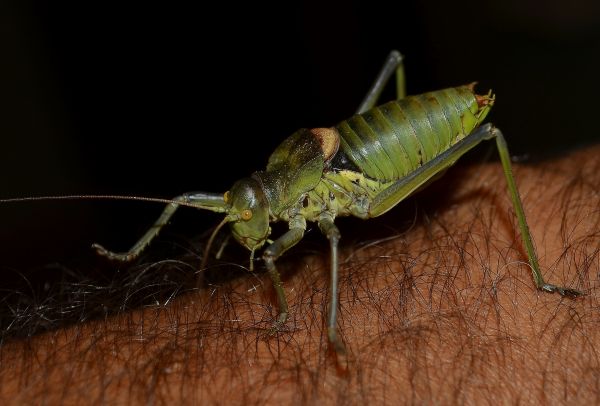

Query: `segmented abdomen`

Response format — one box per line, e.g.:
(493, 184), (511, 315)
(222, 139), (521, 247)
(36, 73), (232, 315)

(334, 86), (488, 182)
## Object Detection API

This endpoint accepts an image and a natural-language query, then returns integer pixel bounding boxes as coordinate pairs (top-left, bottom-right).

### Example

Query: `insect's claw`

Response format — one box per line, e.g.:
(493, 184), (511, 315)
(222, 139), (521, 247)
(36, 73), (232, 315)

(328, 327), (347, 355)
(562, 287), (585, 297)
(540, 283), (584, 298)
(92, 243), (135, 262)
(264, 319), (289, 338)
(91, 242), (108, 256)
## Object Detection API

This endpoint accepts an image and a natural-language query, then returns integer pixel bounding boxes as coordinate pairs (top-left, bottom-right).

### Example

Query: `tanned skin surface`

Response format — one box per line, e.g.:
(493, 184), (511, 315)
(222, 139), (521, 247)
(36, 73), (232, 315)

(0, 145), (598, 405)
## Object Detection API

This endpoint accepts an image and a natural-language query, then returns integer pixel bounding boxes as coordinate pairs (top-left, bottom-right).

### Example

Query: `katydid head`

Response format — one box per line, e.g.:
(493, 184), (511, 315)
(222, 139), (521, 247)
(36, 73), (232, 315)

(223, 177), (270, 252)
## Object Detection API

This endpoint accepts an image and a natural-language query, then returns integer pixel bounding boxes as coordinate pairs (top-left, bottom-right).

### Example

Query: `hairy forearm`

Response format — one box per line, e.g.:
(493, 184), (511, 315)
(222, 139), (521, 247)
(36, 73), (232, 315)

(1, 145), (598, 405)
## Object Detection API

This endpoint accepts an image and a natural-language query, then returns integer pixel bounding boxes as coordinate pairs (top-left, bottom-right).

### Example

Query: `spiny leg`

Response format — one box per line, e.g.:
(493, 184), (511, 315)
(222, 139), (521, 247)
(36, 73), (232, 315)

(367, 124), (582, 297)
(356, 50), (405, 114)
(493, 128), (583, 297)
(318, 213), (345, 354)
(370, 124), (501, 217)
(93, 191), (226, 262)
(262, 225), (305, 327)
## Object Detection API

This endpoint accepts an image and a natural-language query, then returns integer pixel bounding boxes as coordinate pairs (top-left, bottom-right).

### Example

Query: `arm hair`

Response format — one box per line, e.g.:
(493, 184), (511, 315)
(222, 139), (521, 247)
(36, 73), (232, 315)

(0, 145), (598, 405)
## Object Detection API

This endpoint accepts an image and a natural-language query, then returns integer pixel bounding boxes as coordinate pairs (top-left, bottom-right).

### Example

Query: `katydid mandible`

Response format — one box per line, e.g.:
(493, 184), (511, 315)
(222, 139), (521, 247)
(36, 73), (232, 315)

(8, 50), (583, 354)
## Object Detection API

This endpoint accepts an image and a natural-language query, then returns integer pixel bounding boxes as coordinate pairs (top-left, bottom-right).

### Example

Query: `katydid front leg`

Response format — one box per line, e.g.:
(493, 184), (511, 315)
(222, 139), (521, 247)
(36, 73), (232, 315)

(93, 192), (227, 262)
(263, 220), (305, 327)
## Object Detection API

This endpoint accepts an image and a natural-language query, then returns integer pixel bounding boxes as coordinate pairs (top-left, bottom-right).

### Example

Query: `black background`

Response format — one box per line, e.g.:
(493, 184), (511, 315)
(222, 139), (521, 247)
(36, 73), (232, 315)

(2, 1), (599, 272)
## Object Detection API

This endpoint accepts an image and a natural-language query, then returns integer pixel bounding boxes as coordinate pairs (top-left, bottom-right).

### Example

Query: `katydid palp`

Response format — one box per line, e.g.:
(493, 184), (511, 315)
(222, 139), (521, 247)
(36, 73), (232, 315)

(2, 50), (583, 354)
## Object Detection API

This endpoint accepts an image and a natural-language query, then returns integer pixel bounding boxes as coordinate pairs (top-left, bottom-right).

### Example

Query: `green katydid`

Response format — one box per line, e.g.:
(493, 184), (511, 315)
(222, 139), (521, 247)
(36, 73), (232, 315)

(2, 50), (582, 354)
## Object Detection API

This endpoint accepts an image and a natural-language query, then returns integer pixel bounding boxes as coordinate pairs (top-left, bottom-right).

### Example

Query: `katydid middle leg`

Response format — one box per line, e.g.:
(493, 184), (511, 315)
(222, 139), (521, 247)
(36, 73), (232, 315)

(263, 226), (305, 327)
(318, 212), (345, 354)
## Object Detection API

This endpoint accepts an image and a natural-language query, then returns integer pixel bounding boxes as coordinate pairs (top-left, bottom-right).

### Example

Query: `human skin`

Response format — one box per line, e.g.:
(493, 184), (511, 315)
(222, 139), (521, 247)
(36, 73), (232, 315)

(0, 145), (598, 405)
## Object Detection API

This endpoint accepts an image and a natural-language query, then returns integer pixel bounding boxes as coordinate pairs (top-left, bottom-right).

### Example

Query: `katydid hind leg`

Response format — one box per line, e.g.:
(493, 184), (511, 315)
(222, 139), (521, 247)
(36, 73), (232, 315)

(368, 123), (582, 297)
(263, 227), (305, 327)
(93, 191), (227, 262)
(493, 128), (583, 297)
(356, 50), (405, 114)
(318, 215), (346, 354)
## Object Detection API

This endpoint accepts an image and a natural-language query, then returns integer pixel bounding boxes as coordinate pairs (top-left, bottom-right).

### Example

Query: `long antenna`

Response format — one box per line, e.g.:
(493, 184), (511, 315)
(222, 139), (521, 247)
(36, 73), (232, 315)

(0, 195), (209, 210)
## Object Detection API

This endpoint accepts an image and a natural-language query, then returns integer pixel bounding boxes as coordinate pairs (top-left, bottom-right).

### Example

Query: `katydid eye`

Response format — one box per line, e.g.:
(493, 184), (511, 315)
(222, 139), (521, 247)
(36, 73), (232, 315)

(223, 191), (230, 203)
(241, 209), (253, 220)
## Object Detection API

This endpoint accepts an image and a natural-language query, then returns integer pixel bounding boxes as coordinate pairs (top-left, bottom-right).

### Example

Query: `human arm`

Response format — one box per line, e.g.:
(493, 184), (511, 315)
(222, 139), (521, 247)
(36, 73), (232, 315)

(0, 145), (598, 405)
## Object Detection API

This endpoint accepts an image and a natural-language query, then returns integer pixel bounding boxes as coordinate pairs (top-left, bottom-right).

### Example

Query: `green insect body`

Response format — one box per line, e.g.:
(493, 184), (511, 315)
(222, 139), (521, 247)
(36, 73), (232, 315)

(248, 85), (492, 229)
(295, 86), (493, 222)
(80, 51), (582, 355)
(336, 86), (490, 183)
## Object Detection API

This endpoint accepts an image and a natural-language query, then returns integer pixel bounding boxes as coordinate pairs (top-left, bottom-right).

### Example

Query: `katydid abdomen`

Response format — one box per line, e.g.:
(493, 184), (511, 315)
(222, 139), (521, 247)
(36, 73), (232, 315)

(333, 85), (493, 182)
